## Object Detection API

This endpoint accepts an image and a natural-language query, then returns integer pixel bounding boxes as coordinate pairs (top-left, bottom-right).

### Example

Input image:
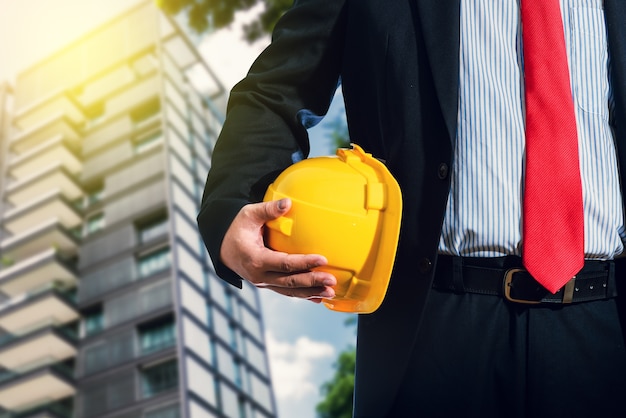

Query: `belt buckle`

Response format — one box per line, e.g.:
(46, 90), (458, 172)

(503, 268), (542, 304)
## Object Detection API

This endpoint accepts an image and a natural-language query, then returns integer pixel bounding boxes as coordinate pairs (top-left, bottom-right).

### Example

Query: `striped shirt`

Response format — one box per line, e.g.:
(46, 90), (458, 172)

(438, 0), (626, 259)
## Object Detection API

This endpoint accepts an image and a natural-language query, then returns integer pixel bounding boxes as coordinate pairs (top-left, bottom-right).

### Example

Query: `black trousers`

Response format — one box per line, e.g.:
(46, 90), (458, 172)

(390, 289), (626, 417)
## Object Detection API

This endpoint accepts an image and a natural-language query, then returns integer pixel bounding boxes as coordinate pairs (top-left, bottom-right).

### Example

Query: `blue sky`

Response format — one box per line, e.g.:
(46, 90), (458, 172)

(0, 2), (355, 417)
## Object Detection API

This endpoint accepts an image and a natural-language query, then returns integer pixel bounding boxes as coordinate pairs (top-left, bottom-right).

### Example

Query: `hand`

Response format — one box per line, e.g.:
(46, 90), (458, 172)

(220, 198), (337, 302)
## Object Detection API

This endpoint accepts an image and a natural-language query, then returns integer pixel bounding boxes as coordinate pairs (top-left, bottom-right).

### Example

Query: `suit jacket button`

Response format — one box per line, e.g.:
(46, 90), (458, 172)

(438, 163), (449, 179)
(418, 257), (432, 274)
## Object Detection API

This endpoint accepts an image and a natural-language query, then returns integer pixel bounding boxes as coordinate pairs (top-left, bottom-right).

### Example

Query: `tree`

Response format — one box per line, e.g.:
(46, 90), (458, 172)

(316, 348), (356, 418)
(156, 0), (294, 42)
(316, 316), (356, 418)
(325, 111), (350, 151)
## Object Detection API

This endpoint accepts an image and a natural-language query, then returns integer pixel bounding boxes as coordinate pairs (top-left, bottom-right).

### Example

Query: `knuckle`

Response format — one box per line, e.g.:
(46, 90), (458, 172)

(285, 275), (298, 288)
(309, 272), (321, 286)
(263, 203), (275, 219)
(281, 259), (294, 273)
(240, 205), (253, 219)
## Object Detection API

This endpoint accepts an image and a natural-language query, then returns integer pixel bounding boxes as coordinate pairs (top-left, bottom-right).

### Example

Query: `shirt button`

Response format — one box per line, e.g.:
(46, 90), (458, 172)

(418, 257), (432, 274)
(438, 163), (449, 180)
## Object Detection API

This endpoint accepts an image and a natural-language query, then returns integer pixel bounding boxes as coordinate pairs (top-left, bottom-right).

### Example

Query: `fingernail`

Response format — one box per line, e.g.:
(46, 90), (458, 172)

(323, 278), (336, 287)
(313, 256), (328, 268)
(320, 289), (334, 298)
(277, 198), (288, 210)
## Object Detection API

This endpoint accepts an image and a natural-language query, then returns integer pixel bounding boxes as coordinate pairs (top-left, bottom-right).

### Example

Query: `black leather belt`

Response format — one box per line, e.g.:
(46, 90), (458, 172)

(433, 255), (617, 304)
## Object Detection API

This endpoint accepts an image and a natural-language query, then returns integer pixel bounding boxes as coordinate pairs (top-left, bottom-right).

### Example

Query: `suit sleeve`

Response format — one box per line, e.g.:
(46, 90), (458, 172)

(197, 0), (348, 287)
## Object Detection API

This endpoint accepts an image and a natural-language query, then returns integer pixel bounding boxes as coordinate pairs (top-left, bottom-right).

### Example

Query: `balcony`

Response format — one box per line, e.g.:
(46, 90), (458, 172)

(0, 249), (77, 298)
(2, 191), (81, 237)
(77, 64), (136, 109)
(5, 163), (82, 207)
(0, 220), (79, 267)
(0, 397), (73, 418)
(82, 114), (133, 156)
(0, 283), (78, 334)
(0, 358), (75, 412)
(8, 136), (81, 181)
(10, 115), (80, 155)
(0, 323), (77, 372)
(104, 76), (160, 123)
(13, 92), (84, 132)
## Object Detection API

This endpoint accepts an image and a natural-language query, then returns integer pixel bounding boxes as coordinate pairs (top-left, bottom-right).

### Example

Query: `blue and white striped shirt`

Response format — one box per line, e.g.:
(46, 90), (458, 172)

(439, 0), (626, 259)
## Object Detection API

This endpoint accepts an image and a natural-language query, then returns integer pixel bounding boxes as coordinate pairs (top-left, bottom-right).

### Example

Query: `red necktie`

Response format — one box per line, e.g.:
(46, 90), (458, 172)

(521, 0), (584, 294)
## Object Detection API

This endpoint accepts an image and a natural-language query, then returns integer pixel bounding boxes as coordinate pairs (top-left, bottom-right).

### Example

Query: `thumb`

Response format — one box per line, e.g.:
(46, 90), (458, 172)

(254, 198), (291, 223)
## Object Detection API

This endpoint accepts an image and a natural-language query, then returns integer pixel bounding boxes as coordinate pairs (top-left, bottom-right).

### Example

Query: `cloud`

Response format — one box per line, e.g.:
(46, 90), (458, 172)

(259, 293), (354, 417)
(265, 331), (336, 403)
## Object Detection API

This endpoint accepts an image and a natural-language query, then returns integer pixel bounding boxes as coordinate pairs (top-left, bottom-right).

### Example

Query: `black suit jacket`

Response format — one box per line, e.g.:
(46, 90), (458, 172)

(198, 1), (626, 416)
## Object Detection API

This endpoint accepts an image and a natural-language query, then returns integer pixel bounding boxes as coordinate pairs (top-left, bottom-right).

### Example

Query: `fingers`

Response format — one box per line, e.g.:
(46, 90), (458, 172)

(257, 262), (337, 289)
(264, 284), (335, 300)
(247, 198), (291, 224)
(220, 200), (338, 302)
(260, 252), (331, 282)
(253, 251), (337, 298)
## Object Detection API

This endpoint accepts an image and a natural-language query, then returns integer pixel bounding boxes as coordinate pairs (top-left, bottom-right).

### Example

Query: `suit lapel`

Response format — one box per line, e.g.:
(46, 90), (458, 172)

(415, 0), (461, 143)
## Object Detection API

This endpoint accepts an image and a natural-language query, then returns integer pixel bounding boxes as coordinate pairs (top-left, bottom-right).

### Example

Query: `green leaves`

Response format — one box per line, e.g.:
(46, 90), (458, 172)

(157, 0), (293, 42)
(316, 316), (356, 418)
(316, 347), (356, 418)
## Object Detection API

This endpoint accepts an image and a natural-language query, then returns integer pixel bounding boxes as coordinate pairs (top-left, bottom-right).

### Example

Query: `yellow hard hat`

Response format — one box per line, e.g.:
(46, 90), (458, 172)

(263, 144), (402, 314)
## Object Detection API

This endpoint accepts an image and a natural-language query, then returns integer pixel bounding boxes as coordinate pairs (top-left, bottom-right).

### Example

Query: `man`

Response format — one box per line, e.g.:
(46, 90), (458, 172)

(198, 0), (626, 416)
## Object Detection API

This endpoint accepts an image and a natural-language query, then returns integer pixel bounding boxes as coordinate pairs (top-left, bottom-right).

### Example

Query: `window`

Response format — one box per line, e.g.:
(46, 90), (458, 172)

(85, 213), (105, 236)
(138, 215), (169, 244)
(225, 292), (234, 315)
(71, 196), (84, 211)
(139, 316), (176, 355)
(135, 130), (164, 154)
(228, 323), (239, 351)
(238, 397), (247, 418)
(83, 307), (104, 336)
(141, 359), (178, 398)
(145, 403), (180, 418)
(138, 247), (171, 278)
(69, 225), (82, 239)
(220, 384), (241, 418)
(87, 185), (104, 206)
(186, 357), (217, 406)
(130, 98), (161, 125)
(233, 359), (243, 388)
(85, 101), (105, 128)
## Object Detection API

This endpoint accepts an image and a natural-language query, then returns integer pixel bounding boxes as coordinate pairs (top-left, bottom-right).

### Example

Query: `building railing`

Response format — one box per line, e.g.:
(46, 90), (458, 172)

(0, 397), (72, 418)
(0, 319), (77, 351)
(0, 280), (76, 315)
(0, 356), (74, 386)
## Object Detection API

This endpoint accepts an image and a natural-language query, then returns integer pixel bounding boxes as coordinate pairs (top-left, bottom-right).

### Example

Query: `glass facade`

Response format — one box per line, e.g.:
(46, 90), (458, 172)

(138, 247), (172, 278)
(139, 214), (169, 244)
(83, 307), (104, 336)
(140, 316), (176, 354)
(141, 359), (179, 398)
(85, 212), (105, 236)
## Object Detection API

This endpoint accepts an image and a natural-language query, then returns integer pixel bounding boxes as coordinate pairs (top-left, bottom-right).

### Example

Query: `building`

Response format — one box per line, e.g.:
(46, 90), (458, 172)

(0, 2), (277, 417)
(0, 82), (10, 237)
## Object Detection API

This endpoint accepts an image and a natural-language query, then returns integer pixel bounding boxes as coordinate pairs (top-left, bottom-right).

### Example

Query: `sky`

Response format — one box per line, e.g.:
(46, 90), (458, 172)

(0, 1), (353, 417)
